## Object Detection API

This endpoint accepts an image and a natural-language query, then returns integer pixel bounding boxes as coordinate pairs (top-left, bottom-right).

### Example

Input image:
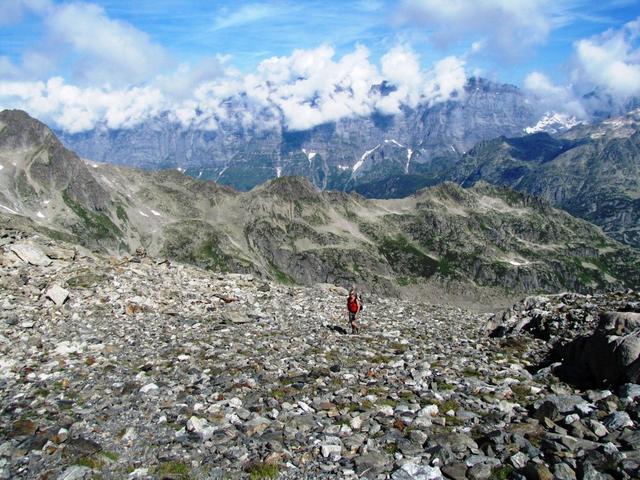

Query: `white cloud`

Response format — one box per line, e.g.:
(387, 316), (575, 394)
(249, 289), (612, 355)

(212, 3), (283, 31)
(45, 2), (170, 85)
(397, 0), (553, 59)
(523, 71), (587, 118)
(376, 46), (466, 115)
(571, 18), (640, 98)
(0, 43), (468, 133)
(0, 77), (166, 132)
(524, 17), (640, 119)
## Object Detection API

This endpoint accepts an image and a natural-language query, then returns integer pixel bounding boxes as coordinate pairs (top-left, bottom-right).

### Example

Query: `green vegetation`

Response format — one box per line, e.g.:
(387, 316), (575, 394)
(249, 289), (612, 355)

(74, 456), (105, 469)
(247, 462), (280, 480)
(378, 234), (438, 278)
(196, 238), (230, 272)
(155, 461), (192, 479)
(115, 204), (128, 223)
(491, 465), (515, 480)
(62, 188), (122, 241)
(268, 260), (295, 285)
(102, 451), (119, 461)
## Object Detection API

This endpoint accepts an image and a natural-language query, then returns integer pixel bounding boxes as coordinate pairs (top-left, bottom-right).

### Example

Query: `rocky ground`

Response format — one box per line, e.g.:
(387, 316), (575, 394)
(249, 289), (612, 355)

(1, 227), (640, 479)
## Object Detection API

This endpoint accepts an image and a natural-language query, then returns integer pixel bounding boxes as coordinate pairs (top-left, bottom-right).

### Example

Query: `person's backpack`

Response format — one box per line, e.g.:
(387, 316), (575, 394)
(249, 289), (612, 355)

(347, 296), (359, 313)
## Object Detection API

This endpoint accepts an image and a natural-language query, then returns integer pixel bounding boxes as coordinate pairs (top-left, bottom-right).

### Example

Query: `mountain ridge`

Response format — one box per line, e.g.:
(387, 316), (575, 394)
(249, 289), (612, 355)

(1, 109), (639, 300)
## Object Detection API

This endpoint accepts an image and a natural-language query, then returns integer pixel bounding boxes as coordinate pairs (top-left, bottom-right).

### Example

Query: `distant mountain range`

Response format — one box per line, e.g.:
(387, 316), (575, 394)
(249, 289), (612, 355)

(446, 109), (640, 250)
(57, 77), (540, 192)
(2, 109), (639, 297)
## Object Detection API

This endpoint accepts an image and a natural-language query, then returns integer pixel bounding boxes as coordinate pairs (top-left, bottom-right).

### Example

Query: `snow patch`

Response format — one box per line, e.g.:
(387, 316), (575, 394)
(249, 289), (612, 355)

(150, 210), (161, 217)
(42, 200), (50, 205)
(525, 112), (581, 134)
(276, 167), (282, 178)
(337, 165), (349, 171)
(176, 167), (185, 173)
(139, 211), (149, 218)
(216, 166), (228, 181)
(197, 171), (203, 179)
(405, 149), (413, 174)
(385, 139), (404, 148)
(302, 149), (317, 162)
(0, 205), (19, 215)
(508, 260), (530, 266)
(353, 145), (380, 173)
(0, 165), (3, 171)
(92, 164), (99, 168)
(36, 211), (45, 219)
(450, 145), (456, 153)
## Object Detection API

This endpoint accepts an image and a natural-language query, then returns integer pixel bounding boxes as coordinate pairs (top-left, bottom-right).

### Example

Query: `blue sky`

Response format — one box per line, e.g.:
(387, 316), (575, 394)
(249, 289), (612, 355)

(1, 0), (639, 132)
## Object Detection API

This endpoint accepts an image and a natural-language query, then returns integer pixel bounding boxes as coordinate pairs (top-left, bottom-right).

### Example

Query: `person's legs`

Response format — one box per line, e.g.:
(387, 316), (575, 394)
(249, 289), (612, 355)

(349, 312), (357, 334)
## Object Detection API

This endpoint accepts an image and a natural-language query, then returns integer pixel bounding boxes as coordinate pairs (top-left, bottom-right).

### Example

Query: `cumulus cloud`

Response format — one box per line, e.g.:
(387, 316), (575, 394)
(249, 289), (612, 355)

(376, 46), (466, 115)
(152, 44), (468, 132)
(0, 77), (166, 132)
(0, 43), (469, 133)
(523, 71), (587, 118)
(397, 0), (553, 59)
(571, 18), (640, 99)
(44, 2), (170, 85)
(524, 17), (640, 119)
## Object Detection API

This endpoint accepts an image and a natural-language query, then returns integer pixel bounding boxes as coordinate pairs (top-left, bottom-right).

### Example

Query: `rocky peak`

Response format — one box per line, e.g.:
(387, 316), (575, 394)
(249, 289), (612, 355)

(0, 109), (57, 150)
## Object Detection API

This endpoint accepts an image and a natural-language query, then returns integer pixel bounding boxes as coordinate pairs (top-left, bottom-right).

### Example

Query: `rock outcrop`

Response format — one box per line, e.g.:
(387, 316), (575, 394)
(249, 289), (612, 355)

(489, 291), (640, 388)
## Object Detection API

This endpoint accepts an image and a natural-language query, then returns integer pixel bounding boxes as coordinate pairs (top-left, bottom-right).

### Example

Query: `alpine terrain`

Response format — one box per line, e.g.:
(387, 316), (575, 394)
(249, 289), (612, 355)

(447, 109), (640, 250)
(2, 109), (639, 299)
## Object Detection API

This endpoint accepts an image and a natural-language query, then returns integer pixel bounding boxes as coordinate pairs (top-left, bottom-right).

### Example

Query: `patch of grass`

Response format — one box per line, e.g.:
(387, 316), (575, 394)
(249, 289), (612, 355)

(62, 189), (122, 241)
(438, 399), (459, 413)
(156, 461), (191, 479)
(247, 462), (280, 480)
(378, 235), (438, 279)
(270, 387), (293, 400)
(102, 451), (119, 461)
(115, 204), (128, 223)
(510, 383), (532, 405)
(361, 399), (375, 410)
(491, 465), (515, 479)
(268, 260), (295, 285)
(378, 398), (398, 408)
(461, 367), (480, 377)
(371, 354), (391, 364)
(74, 456), (105, 469)
(437, 382), (455, 391)
(34, 388), (50, 397)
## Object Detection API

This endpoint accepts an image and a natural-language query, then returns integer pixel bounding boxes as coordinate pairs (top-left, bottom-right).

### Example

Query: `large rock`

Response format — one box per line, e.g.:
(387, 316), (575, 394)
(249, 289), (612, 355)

(10, 243), (52, 266)
(557, 312), (640, 387)
(46, 285), (69, 306)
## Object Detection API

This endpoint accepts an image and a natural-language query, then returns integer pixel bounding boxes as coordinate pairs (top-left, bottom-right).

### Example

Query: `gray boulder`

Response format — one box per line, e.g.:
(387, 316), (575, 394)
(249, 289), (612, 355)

(557, 312), (640, 387)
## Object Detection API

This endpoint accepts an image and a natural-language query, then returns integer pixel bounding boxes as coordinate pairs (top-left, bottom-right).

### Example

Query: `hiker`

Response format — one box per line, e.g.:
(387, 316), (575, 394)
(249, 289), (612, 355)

(347, 289), (361, 334)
